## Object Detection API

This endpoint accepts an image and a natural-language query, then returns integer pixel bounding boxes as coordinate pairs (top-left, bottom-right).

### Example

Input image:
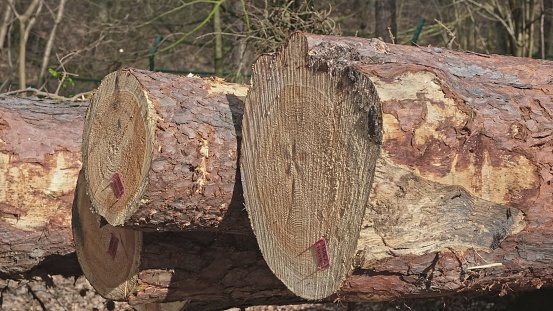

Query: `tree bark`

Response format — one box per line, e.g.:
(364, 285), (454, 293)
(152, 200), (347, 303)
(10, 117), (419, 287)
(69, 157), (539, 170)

(0, 95), (84, 277)
(81, 69), (248, 230)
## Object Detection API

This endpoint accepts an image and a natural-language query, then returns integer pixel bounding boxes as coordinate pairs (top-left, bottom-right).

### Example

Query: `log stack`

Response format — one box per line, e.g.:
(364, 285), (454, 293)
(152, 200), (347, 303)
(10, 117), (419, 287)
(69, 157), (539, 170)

(3, 31), (553, 310)
(74, 70), (256, 302)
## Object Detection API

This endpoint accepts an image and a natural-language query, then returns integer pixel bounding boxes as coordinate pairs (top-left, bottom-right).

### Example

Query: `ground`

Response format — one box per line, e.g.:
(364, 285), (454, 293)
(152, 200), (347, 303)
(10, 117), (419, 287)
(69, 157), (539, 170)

(2, 274), (544, 311)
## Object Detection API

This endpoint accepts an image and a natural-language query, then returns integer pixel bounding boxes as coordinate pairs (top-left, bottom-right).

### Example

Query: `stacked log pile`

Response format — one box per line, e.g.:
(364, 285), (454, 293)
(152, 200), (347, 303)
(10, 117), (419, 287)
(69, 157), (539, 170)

(2, 31), (553, 310)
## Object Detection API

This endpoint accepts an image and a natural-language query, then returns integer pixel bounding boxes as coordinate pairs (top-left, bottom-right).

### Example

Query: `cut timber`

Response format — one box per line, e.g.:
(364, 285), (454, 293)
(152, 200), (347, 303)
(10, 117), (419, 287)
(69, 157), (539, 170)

(3, 51), (553, 307)
(72, 170), (142, 300)
(300, 33), (536, 267)
(0, 95), (83, 277)
(241, 32), (383, 299)
(290, 32), (553, 300)
(81, 69), (248, 229)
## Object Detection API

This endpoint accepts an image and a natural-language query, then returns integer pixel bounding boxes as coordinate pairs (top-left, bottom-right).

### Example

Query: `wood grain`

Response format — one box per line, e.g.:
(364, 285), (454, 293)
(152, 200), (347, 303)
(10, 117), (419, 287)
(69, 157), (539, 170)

(241, 32), (383, 299)
(72, 170), (142, 300)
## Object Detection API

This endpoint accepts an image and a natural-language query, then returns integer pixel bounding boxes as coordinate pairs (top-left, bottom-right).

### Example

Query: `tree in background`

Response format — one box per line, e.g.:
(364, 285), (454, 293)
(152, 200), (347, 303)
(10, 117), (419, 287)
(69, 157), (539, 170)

(6, 0), (43, 91)
(465, 0), (542, 57)
(1, 0), (552, 97)
(37, 0), (66, 87)
(221, 0), (336, 82)
(375, 0), (397, 43)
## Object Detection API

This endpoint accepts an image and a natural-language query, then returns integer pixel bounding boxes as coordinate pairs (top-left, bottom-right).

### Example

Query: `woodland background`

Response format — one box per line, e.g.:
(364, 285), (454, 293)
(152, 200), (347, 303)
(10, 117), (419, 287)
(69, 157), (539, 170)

(1, 0), (553, 97)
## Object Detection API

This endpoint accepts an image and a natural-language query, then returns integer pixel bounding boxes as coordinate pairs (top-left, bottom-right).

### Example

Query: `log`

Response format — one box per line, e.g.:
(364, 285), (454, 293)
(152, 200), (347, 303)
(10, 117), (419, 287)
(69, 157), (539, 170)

(81, 69), (248, 230)
(0, 95), (84, 277)
(239, 32), (553, 301)
(71, 165), (299, 308)
(0, 94), (286, 310)
(72, 170), (142, 300)
(240, 34), (383, 299)
(300, 32), (539, 265)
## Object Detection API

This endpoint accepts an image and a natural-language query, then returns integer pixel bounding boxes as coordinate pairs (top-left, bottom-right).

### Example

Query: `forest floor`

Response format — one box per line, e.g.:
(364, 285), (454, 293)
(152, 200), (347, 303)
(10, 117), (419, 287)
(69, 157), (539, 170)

(2, 274), (546, 311)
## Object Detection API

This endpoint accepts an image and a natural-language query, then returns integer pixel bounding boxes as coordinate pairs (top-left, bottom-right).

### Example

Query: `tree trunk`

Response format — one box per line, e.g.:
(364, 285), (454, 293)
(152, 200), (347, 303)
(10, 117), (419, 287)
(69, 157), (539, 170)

(15, 0), (42, 90)
(72, 166), (296, 308)
(253, 31), (552, 302)
(0, 95), (84, 277)
(545, 0), (553, 55)
(81, 69), (248, 230)
(72, 170), (142, 300)
(37, 0), (67, 88)
(0, 0), (14, 51)
(213, 4), (223, 77)
(375, 0), (397, 43)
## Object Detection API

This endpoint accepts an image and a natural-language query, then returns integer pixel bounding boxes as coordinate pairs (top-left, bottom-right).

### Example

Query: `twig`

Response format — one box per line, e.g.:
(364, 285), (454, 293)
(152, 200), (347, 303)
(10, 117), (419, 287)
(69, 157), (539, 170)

(465, 262), (503, 270)
(435, 19), (456, 49)
(26, 284), (47, 311)
(1, 87), (92, 101)
(387, 27), (395, 44)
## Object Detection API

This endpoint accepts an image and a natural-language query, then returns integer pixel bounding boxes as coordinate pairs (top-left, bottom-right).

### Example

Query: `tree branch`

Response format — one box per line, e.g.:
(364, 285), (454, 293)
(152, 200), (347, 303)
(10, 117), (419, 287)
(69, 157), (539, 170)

(38, 0), (67, 88)
(1, 87), (92, 102)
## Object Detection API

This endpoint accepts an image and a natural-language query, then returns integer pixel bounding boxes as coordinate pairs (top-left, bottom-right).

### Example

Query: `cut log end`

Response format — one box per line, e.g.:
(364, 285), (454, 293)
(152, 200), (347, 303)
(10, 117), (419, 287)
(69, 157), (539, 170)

(82, 69), (156, 226)
(241, 32), (383, 300)
(72, 170), (142, 300)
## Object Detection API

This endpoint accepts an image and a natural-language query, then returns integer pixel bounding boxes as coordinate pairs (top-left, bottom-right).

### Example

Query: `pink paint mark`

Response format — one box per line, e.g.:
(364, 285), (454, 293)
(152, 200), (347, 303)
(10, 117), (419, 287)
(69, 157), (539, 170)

(107, 233), (119, 259)
(111, 172), (125, 200)
(313, 237), (330, 269)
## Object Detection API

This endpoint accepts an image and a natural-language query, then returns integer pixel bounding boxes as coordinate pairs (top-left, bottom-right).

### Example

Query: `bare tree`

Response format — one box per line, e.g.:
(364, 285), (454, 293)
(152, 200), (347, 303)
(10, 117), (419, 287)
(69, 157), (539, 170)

(11, 0), (43, 90)
(0, 0), (15, 50)
(466, 0), (541, 57)
(544, 0), (553, 56)
(213, 3), (223, 77)
(38, 0), (67, 87)
(375, 0), (397, 43)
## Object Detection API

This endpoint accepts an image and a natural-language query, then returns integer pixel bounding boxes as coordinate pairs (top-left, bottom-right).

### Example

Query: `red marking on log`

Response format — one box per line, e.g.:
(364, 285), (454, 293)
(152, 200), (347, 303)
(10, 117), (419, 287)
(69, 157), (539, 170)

(107, 233), (119, 259)
(111, 172), (125, 199)
(313, 237), (330, 269)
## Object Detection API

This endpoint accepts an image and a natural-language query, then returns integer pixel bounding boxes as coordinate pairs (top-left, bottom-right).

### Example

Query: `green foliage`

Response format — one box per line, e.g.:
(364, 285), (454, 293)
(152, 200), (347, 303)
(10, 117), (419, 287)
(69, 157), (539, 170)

(48, 68), (75, 88)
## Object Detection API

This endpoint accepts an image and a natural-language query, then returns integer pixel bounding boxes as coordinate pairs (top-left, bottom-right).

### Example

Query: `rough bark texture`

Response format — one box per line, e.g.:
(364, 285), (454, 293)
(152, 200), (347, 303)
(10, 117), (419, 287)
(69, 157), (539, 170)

(82, 69), (248, 230)
(0, 95), (83, 277)
(241, 32), (383, 300)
